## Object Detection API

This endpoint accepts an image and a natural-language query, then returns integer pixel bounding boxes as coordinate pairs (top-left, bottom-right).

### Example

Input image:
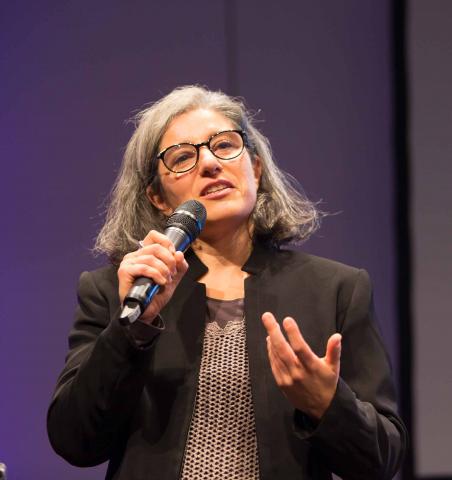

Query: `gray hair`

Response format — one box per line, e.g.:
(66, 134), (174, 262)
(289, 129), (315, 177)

(94, 85), (321, 264)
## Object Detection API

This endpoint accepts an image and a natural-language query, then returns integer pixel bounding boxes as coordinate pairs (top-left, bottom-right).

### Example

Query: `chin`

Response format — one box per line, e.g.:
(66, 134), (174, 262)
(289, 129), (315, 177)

(204, 209), (253, 234)
(204, 195), (255, 215)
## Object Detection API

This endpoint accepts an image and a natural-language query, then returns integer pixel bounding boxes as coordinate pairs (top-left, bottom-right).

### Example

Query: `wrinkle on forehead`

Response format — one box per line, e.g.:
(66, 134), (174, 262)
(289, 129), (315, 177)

(160, 108), (236, 150)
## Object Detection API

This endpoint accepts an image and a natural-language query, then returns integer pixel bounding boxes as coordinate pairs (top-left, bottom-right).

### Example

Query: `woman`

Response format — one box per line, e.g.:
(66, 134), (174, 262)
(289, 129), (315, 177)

(48, 86), (407, 479)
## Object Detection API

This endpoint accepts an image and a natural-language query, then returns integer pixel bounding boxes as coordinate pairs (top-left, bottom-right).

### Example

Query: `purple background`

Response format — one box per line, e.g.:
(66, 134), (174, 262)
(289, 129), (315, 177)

(0, 1), (398, 478)
(410, 0), (452, 476)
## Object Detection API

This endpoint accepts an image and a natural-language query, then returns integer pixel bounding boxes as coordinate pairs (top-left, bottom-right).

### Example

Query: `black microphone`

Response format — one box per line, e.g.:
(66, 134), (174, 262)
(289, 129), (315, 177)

(119, 200), (207, 325)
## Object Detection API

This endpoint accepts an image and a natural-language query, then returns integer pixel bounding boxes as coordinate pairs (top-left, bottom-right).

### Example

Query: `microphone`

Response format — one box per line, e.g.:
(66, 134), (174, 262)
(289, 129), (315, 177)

(119, 199), (207, 325)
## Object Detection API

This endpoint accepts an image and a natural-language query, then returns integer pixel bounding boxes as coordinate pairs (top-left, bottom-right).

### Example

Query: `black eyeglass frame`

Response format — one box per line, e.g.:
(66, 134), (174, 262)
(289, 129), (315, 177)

(156, 129), (248, 174)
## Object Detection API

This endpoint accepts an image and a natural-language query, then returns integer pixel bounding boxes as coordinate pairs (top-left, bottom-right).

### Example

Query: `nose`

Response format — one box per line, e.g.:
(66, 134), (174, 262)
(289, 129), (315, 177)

(197, 145), (222, 176)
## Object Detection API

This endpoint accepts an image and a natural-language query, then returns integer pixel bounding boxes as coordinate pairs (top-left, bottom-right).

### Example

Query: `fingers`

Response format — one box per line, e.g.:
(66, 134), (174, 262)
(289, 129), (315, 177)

(121, 261), (171, 285)
(262, 312), (317, 370)
(266, 336), (292, 385)
(118, 230), (188, 302)
(121, 250), (175, 284)
(282, 317), (316, 368)
(262, 312), (298, 364)
(262, 312), (341, 418)
(127, 245), (176, 272)
(133, 249), (188, 323)
(124, 231), (180, 273)
(141, 229), (176, 253)
(261, 311), (279, 334)
(325, 333), (342, 372)
(173, 251), (189, 279)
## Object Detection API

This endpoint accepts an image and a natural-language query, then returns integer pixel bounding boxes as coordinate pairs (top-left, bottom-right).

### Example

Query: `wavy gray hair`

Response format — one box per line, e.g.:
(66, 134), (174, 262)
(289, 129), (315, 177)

(94, 85), (321, 263)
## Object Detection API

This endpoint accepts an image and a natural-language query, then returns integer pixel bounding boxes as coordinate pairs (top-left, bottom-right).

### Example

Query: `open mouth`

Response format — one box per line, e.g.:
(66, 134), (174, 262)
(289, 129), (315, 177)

(202, 185), (229, 195)
(200, 181), (233, 197)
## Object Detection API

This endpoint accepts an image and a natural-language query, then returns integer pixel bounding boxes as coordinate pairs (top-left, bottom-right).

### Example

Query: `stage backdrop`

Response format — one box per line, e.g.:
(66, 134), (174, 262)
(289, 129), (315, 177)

(409, 0), (452, 476)
(0, 1), (398, 478)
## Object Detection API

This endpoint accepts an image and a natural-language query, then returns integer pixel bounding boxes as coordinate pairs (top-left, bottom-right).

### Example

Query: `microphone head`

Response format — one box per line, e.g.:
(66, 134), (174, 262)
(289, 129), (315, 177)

(166, 200), (207, 241)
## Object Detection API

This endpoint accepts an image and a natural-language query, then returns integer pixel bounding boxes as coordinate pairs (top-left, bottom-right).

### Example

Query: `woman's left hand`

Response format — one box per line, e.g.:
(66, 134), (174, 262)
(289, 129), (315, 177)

(262, 312), (342, 422)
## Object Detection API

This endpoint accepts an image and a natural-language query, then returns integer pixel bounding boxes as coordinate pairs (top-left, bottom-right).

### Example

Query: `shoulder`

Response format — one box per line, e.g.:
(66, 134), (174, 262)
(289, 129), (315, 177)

(267, 247), (367, 283)
(261, 248), (372, 309)
(77, 264), (119, 300)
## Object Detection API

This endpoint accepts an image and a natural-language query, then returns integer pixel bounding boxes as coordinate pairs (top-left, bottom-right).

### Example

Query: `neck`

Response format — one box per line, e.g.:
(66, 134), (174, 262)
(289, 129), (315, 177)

(192, 223), (253, 271)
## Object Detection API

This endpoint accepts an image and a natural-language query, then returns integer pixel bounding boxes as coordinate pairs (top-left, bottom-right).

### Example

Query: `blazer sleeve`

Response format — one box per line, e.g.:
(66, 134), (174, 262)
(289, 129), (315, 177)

(47, 270), (161, 467)
(294, 269), (407, 480)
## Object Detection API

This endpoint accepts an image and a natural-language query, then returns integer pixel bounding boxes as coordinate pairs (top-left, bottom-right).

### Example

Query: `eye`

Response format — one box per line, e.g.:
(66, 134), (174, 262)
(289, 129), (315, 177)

(210, 132), (243, 157)
(173, 152), (193, 164)
(164, 144), (197, 171)
(213, 139), (234, 151)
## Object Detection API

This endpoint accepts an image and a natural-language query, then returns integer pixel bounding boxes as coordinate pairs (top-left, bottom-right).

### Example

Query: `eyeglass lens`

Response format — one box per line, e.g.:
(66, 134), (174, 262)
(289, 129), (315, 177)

(162, 131), (244, 173)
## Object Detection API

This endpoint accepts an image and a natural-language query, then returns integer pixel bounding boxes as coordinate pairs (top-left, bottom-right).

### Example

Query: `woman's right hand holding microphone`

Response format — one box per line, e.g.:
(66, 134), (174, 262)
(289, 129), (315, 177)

(117, 230), (189, 325)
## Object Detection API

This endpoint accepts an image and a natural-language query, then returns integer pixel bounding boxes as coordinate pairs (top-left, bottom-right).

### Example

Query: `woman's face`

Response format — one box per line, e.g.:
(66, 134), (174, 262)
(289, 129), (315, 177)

(148, 108), (261, 235)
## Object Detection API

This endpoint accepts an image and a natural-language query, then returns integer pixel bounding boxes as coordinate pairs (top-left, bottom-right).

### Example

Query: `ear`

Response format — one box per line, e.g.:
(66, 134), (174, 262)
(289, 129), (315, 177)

(146, 185), (172, 216)
(252, 155), (262, 189)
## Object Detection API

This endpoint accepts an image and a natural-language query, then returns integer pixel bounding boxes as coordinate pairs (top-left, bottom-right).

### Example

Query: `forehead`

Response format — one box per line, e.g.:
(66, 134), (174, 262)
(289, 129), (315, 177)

(160, 108), (235, 148)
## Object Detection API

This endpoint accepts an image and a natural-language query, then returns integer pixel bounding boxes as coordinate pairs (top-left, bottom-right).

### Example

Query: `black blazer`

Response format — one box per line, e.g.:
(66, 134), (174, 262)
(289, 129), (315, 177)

(47, 244), (407, 479)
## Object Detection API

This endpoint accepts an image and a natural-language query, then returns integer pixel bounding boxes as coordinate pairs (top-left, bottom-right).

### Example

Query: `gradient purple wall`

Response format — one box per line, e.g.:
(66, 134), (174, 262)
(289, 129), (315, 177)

(0, 1), (396, 478)
(409, 0), (452, 476)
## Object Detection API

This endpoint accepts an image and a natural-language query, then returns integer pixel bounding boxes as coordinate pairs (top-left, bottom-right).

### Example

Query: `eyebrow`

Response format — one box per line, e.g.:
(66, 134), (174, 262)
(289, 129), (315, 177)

(160, 129), (234, 150)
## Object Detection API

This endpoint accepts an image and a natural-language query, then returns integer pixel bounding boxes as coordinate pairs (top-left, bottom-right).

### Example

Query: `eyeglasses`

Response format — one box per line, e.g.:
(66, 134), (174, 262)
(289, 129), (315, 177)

(156, 129), (246, 173)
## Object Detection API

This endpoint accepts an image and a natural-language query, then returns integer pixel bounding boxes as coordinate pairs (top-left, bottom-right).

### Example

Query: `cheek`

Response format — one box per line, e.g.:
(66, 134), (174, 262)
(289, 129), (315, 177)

(248, 168), (260, 195)
(253, 175), (260, 192)
(161, 174), (194, 205)
(253, 166), (262, 190)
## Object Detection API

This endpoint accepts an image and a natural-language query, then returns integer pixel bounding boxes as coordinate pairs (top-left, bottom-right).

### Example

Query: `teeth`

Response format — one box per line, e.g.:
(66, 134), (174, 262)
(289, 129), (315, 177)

(204, 185), (228, 195)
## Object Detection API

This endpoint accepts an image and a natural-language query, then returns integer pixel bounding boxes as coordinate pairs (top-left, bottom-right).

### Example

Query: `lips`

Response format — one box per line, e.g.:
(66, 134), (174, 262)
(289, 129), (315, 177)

(200, 180), (234, 197)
